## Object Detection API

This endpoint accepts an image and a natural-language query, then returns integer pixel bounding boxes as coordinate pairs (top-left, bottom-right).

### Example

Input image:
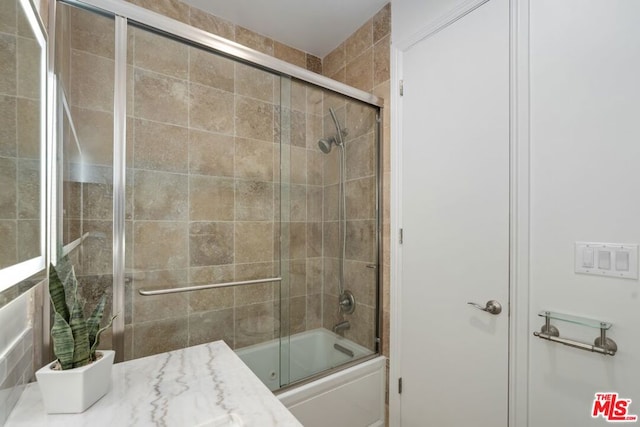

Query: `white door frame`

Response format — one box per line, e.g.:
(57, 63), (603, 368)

(389, 0), (531, 425)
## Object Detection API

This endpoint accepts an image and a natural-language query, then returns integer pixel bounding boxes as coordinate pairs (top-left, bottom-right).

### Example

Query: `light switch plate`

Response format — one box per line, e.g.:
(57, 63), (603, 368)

(575, 242), (638, 279)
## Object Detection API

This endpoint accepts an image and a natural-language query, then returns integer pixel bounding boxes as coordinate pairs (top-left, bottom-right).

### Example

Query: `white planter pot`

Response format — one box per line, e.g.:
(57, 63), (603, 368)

(35, 350), (115, 414)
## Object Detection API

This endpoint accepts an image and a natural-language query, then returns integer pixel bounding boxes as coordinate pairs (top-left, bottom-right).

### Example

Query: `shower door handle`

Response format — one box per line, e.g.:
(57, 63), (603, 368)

(467, 300), (502, 315)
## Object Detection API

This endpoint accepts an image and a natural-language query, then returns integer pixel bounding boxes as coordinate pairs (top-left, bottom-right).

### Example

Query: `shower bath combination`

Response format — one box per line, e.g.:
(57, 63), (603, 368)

(318, 108), (356, 317)
(48, 0), (381, 406)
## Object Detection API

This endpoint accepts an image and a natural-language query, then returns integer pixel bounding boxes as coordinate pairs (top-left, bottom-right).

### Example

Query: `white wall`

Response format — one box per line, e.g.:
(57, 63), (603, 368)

(529, 1), (640, 425)
(392, 0), (475, 45)
(393, 0), (640, 425)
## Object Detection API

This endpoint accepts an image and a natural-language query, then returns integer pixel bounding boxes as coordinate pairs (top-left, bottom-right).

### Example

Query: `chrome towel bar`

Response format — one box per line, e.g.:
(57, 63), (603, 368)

(533, 332), (616, 356)
(138, 277), (282, 296)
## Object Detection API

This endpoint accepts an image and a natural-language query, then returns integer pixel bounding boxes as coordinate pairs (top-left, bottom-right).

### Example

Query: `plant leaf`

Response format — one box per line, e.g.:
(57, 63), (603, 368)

(51, 312), (74, 370)
(90, 314), (117, 359)
(55, 255), (78, 309)
(48, 263), (70, 323)
(69, 299), (91, 368)
(87, 294), (107, 351)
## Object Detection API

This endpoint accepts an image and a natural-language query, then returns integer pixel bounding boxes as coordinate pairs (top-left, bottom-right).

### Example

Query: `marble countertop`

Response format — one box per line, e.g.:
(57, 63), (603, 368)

(6, 341), (302, 427)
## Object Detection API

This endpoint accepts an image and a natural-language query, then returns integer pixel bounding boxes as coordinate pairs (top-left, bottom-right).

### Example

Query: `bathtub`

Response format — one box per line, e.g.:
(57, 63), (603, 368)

(236, 328), (386, 427)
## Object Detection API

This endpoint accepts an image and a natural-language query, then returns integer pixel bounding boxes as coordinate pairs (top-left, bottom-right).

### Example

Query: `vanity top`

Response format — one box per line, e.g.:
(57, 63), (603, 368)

(6, 341), (302, 426)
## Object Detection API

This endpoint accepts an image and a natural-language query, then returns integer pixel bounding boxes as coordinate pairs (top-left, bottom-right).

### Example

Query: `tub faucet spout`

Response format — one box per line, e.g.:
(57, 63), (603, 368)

(333, 320), (350, 333)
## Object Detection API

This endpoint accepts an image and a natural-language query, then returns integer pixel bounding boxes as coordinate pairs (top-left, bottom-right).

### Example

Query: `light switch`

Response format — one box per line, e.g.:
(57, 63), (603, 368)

(616, 251), (630, 271)
(575, 242), (638, 279)
(582, 248), (595, 268)
(598, 250), (611, 270)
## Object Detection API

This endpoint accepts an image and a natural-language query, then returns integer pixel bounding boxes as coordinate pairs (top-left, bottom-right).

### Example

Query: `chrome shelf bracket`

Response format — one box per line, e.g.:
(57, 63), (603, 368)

(533, 311), (617, 356)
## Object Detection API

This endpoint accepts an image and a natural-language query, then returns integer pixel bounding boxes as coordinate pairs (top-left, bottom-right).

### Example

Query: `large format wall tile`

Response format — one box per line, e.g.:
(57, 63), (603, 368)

(188, 221), (234, 267)
(70, 7), (114, 59)
(346, 48), (373, 92)
(16, 97), (39, 159)
(188, 308), (234, 347)
(235, 138), (274, 181)
(133, 119), (188, 173)
(133, 28), (188, 79)
(133, 69), (188, 126)
(345, 177), (375, 220)
(127, 0), (189, 23)
(70, 107), (113, 166)
(189, 46), (234, 92)
(189, 83), (234, 134)
(235, 96), (274, 142)
(235, 63), (275, 103)
(133, 221), (188, 270)
(132, 316), (188, 358)
(70, 50), (114, 112)
(235, 180), (274, 221)
(16, 37), (40, 99)
(133, 170), (188, 220)
(188, 130), (234, 177)
(235, 222), (274, 263)
(0, 95), (17, 157)
(345, 132), (375, 180)
(0, 34), (17, 96)
(235, 26), (273, 56)
(235, 301), (276, 348)
(189, 175), (234, 221)
(188, 8), (235, 41)
(0, 158), (16, 218)
(0, 0), (17, 35)
(0, 220), (17, 268)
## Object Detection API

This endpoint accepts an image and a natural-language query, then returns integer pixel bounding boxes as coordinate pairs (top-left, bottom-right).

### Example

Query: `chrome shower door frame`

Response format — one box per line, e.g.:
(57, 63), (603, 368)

(49, 0), (384, 377)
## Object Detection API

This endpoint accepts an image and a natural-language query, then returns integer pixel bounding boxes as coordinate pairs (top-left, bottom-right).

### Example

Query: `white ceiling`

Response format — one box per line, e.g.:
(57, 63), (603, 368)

(182, 0), (389, 58)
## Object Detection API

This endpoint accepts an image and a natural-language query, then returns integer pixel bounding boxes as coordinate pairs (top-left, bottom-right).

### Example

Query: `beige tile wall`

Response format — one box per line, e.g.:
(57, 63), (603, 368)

(56, 0), (391, 376)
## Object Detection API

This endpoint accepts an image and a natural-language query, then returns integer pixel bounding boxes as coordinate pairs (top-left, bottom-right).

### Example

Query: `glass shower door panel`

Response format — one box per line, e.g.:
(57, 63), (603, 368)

(56, 4), (117, 350)
(124, 24), (284, 362)
(284, 87), (379, 386)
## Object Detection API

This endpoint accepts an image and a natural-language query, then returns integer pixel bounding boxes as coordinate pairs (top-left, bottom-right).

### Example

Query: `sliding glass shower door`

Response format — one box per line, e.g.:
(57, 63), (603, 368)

(122, 21), (288, 361)
(56, 2), (290, 372)
(54, 0), (380, 393)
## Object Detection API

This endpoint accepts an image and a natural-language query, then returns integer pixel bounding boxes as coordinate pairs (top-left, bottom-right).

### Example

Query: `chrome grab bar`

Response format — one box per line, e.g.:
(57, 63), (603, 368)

(138, 277), (282, 296)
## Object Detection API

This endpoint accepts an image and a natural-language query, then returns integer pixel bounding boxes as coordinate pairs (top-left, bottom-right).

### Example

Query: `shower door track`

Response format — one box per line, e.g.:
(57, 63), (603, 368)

(58, 0), (384, 108)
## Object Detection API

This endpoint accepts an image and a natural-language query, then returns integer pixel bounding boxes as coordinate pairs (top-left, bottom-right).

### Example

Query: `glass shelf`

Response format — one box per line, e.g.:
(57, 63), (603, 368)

(538, 311), (612, 330)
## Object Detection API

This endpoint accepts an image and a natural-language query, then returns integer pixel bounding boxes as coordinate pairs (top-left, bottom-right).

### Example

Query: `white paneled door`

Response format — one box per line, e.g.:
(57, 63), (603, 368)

(398, 0), (510, 425)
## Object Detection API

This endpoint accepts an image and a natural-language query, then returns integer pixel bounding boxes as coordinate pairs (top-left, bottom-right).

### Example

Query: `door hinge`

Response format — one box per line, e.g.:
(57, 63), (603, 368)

(399, 228), (404, 244)
(399, 80), (404, 96)
(398, 377), (403, 394)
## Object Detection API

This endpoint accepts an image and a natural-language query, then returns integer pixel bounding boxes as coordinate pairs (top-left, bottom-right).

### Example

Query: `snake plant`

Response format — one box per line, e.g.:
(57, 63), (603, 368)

(49, 255), (116, 370)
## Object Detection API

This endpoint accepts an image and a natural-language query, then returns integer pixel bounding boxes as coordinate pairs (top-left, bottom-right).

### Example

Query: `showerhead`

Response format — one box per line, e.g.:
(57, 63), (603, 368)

(318, 136), (337, 154)
(318, 107), (347, 154)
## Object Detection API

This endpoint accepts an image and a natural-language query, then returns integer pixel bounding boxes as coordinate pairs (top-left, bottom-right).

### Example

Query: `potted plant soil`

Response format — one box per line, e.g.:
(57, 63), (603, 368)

(35, 255), (116, 414)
